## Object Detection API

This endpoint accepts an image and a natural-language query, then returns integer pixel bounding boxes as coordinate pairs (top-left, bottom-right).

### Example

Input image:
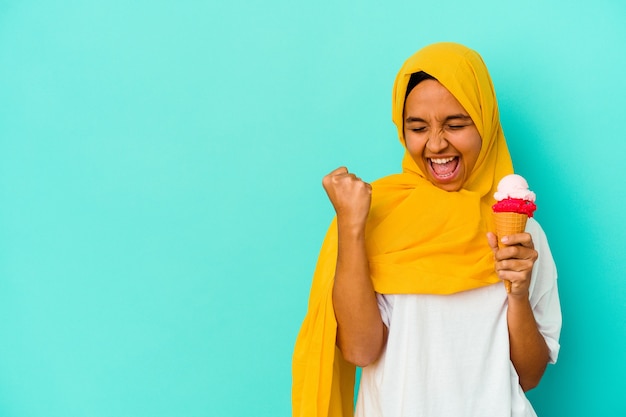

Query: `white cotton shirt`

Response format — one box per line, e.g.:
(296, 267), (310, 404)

(355, 218), (561, 417)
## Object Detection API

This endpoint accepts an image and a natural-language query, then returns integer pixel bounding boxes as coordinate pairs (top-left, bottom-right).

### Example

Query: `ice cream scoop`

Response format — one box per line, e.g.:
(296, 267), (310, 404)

(493, 174), (536, 202)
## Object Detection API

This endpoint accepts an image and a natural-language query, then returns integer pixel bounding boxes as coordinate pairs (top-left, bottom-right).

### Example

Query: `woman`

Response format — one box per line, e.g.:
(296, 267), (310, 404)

(292, 42), (561, 417)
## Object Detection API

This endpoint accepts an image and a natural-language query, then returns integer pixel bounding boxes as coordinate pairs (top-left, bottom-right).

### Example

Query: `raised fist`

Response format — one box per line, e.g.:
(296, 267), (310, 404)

(322, 167), (372, 228)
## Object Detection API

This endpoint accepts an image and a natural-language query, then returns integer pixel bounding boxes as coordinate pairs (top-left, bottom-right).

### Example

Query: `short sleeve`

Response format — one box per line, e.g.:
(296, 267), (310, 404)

(376, 293), (394, 328)
(526, 218), (562, 364)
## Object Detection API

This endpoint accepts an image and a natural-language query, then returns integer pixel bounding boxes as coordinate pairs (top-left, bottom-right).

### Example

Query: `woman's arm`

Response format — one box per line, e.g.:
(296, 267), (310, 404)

(323, 167), (386, 367)
(487, 232), (550, 391)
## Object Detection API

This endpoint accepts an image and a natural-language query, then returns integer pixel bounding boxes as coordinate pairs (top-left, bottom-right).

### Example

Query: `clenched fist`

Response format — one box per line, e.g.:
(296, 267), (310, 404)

(322, 167), (372, 229)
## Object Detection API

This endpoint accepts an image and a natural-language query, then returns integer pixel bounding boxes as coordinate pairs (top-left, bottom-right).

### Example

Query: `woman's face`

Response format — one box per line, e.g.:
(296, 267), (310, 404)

(403, 79), (482, 192)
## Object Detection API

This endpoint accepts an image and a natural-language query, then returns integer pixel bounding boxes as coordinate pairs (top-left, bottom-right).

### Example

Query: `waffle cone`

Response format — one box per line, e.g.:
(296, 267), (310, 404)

(493, 212), (528, 293)
(494, 212), (528, 241)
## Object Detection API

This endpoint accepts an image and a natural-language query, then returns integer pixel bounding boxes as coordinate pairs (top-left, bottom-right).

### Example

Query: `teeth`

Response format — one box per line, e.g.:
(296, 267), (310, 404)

(430, 157), (455, 164)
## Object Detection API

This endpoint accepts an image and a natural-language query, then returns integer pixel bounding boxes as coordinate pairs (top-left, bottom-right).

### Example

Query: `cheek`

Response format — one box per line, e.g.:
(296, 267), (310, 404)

(404, 137), (430, 173)
(461, 133), (482, 169)
(404, 135), (425, 158)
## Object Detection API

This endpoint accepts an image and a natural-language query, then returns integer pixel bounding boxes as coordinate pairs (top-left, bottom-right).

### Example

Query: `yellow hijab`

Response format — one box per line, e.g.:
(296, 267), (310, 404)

(292, 42), (513, 417)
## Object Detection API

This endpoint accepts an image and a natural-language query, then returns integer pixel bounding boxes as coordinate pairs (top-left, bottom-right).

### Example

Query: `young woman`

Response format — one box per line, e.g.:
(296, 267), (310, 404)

(293, 42), (561, 417)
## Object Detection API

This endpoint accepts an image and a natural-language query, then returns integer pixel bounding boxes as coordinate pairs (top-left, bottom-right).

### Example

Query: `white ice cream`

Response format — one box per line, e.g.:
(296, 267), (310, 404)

(493, 174), (536, 202)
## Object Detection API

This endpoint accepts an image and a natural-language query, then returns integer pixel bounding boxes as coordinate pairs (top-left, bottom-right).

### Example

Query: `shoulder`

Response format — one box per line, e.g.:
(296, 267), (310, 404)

(526, 218), (553, 259)
(367, 173), (417, 220)
(526, 217), (559, 301)
(525, 217), (544, 235)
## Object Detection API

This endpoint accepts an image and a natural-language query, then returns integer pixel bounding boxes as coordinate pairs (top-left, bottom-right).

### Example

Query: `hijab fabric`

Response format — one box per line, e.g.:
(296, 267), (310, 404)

(292, 42), (513, 417)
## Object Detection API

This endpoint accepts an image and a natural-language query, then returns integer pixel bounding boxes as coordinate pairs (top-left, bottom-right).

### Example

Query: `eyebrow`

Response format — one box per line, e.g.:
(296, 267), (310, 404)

(405, 114), (472, 123)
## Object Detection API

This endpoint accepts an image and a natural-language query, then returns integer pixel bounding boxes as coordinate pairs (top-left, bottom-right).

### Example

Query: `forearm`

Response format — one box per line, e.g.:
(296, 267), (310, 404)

(332, 221), (386, 367)
(507, 293), (550, 391)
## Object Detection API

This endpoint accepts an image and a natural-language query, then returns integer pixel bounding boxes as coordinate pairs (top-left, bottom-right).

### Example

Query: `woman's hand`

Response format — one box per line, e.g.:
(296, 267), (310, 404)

(486, 232), (538, 297)
(322, 167), (372, 230)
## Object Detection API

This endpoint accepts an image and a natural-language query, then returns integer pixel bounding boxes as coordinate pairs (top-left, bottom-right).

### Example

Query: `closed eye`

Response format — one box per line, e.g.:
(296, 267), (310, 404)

(445, 114), (473, 130)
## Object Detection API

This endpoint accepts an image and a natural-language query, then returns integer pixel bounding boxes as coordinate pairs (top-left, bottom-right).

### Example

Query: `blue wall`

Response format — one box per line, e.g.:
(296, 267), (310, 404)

(1, 0), (624, 416)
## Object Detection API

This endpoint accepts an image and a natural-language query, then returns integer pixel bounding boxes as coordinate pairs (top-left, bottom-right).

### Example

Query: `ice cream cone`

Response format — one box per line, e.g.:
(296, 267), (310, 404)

(493, 212), (528, 293)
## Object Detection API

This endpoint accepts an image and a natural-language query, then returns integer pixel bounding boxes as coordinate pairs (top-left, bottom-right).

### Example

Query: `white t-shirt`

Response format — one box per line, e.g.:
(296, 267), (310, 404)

(355, 218), (561, 417)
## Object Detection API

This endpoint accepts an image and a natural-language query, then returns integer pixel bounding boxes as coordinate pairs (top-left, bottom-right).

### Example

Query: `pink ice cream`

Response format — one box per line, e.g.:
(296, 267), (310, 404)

(492, 174), (537, 217)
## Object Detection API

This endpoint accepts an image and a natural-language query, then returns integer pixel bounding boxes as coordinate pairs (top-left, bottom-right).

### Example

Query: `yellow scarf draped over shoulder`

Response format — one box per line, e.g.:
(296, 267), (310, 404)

(292, 42), (513, 417)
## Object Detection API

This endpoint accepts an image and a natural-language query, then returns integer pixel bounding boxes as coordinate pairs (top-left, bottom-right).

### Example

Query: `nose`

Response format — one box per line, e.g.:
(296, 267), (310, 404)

(426, 131), (448, 153)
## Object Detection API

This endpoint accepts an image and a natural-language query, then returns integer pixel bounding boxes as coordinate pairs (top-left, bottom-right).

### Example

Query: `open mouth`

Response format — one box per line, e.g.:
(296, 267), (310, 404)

(429, 156), (459, 180)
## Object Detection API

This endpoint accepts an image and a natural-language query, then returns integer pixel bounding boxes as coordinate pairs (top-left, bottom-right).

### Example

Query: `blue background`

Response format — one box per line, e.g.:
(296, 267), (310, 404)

(1, 0), (625, 416)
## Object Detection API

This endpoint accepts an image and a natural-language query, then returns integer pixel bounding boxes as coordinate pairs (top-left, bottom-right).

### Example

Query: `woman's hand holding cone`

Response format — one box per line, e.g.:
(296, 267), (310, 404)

(486, 232), (538, 297)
